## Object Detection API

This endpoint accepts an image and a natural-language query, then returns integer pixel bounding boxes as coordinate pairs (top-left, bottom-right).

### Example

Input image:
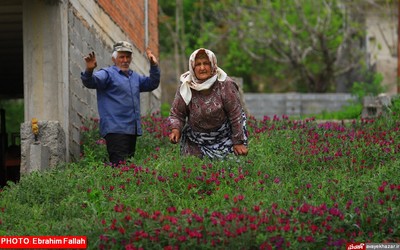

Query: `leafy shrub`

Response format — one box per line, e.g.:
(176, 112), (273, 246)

(79, 117), (108, 163)
(161, 102), (171, 118)
(351, 72), (386, 103)
(310, 103), (363, 120)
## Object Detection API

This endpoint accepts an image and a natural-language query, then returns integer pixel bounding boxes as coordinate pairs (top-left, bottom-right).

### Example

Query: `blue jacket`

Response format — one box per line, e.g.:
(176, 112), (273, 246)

(81, 65), (160, 137)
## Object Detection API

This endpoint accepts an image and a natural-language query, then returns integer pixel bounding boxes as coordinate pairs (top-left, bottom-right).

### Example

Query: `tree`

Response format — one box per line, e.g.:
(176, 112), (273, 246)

(158, 0), (396, 94)
(158, 0), (219, 80)
(158, 0), (186, 80)
(210, 0), (366, 93)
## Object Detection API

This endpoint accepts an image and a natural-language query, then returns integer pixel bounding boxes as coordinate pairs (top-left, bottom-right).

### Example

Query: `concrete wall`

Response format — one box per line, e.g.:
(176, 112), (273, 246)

(365, 6), (398, 95)
(243, 93), (357, 120)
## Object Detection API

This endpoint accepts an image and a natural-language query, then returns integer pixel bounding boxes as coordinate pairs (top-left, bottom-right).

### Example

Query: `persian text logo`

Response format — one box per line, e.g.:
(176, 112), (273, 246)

(347, 243), (366, 250)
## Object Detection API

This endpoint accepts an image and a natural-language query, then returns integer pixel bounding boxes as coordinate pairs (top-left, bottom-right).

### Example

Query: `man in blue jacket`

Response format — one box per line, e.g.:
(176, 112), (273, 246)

(81, 41), (160, 166)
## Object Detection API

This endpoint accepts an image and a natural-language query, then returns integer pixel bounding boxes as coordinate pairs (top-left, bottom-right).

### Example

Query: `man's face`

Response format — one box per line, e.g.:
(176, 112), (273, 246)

(194, 57), (212, 81)
(113, 51), (132, 72)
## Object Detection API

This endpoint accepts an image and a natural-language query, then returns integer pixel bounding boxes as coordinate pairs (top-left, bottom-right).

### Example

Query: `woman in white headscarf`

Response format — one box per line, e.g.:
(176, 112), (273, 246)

(168, 48), (248, 159)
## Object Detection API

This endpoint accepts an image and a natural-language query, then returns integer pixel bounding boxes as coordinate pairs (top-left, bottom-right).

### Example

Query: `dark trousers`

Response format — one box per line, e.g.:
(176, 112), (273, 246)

(105, 133), (137, 166)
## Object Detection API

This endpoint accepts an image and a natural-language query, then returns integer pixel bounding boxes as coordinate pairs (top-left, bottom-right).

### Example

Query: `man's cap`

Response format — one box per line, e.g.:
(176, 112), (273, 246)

(113, 41), (133, 53)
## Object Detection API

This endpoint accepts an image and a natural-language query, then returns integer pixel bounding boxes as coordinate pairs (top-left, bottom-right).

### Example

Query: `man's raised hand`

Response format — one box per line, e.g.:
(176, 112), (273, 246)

(84, 51), (97, 72)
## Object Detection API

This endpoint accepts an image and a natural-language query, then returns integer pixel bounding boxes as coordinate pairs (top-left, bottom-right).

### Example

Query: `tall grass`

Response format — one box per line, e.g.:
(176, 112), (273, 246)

(0, 102), (399, 249)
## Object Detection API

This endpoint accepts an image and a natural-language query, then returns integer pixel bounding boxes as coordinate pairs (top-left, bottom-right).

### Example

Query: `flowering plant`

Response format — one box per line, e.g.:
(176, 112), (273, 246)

(0, 103), (399, 249)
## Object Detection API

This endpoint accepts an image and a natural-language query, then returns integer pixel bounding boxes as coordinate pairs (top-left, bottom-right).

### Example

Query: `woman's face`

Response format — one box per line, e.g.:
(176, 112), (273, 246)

(194, 57), (212, 81)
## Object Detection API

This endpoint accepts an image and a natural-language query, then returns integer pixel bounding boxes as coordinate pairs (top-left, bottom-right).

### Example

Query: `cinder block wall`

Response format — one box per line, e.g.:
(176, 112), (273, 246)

(68, 11), (106, 161)
(244, 93), (357, 120)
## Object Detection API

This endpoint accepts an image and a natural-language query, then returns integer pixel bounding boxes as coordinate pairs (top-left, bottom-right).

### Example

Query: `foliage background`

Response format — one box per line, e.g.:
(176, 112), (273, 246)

(0, 99), (23, 146)
(158, 0), (397, 104)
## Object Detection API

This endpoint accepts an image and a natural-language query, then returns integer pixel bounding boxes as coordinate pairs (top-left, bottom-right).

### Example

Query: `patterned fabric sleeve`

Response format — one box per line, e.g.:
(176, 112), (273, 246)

(168, 88), (188, 132)
(221, 78), (246, 145)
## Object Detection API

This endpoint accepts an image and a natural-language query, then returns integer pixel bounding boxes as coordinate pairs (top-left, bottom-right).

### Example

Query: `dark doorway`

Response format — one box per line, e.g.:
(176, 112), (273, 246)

(0, 0), (23, 187)
(0, 0), (23, 98)
(0, 102), (23, 187)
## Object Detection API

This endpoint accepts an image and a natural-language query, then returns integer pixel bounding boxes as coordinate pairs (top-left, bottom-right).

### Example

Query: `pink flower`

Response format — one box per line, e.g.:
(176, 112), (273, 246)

(177, 235), (187, 242)
(299, 203), (310, 213)
(305, 236), (314, 242)
(167, 206), (177, 213)
(162, 224), (171, 231)
(267, 225), (277, 232)
(114, 204), (124, 212)
(282, 223), (290, 232)
(346, 200), (353, 209)
(250, 224), (258, 230)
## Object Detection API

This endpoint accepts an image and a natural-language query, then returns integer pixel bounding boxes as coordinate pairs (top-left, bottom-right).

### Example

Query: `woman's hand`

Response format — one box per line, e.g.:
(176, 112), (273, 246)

(233, 144), (248, 156)
(169, 129), (181, 144)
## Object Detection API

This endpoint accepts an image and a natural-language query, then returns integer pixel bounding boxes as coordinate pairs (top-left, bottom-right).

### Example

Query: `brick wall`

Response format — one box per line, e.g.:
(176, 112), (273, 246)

(96, 0), (159, 56)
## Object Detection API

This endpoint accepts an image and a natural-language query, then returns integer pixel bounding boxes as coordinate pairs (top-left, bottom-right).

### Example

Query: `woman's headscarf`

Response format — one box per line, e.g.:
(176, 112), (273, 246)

(179, 48), (227, 105)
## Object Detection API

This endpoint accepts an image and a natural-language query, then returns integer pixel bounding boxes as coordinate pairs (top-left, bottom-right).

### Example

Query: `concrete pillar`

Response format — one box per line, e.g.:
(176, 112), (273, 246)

(20, 121), (65, 174)
(22, 0), (69, 161)
(28, 143), (50, 172)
